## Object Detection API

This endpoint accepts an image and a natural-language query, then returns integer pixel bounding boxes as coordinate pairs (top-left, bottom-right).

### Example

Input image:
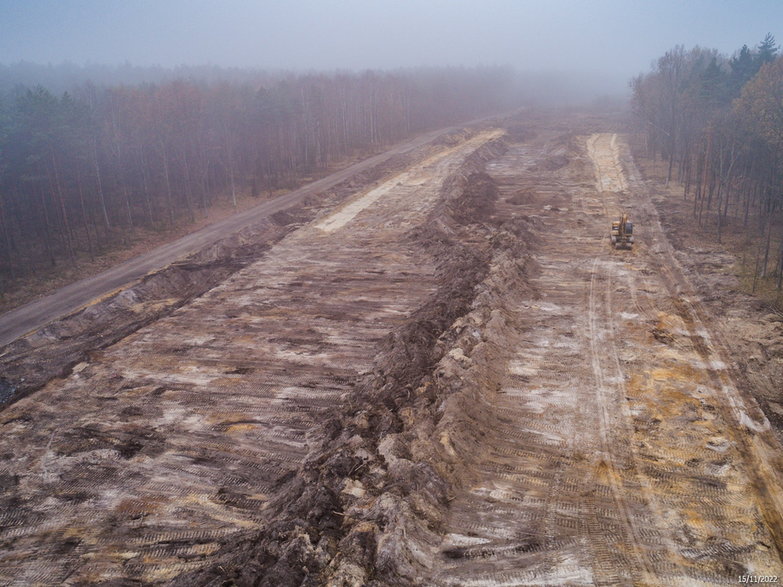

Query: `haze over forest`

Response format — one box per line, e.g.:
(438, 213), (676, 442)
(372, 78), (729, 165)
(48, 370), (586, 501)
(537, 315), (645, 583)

(1, 0), (782, 292)
(2, 0), (783, 99)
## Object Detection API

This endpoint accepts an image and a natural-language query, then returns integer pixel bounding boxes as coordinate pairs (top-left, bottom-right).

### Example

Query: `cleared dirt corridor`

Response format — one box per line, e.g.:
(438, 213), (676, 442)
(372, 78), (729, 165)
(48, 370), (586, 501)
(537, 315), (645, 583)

(2, 123), (783, 586)
(0, 130), (501, 584)
(432, 132), (783, 584)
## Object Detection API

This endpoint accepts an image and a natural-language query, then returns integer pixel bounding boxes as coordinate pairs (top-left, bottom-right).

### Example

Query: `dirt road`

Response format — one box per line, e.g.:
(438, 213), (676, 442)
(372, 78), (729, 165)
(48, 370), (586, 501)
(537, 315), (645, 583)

(1, 119), (782, 585)
(0, 122), (473, 349)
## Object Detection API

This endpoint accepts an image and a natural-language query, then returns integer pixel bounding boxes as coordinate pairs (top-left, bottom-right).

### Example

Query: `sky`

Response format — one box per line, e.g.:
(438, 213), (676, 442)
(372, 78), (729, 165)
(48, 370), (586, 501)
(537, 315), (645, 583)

(1, 0), (781, 91)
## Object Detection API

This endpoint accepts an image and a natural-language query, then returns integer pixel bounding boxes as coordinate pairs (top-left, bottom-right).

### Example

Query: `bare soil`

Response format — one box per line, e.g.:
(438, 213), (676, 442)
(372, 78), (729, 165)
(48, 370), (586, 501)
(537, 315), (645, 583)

(0, 135), (454, 406)
(1, 113), (782, 586)
(0, 150), (378, 316)
(630, 140), (783, 447)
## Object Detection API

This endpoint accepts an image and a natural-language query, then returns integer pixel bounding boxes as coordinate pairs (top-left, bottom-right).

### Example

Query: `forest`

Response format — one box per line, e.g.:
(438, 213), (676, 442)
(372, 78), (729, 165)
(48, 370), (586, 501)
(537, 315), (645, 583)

(632, 34), (783, 293)
(0, 66), (514, 287)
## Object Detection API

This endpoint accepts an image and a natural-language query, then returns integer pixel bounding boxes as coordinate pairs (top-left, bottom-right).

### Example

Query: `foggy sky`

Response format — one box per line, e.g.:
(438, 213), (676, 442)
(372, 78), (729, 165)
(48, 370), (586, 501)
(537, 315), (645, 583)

(1, 0), (781, 93)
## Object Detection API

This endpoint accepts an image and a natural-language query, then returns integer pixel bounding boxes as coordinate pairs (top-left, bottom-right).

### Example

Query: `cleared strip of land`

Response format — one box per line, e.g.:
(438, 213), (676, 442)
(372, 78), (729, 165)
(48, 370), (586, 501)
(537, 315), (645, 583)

(0, 123), (468, 349)
(0, 129), (503, 584)
(2, 118), (783, 585)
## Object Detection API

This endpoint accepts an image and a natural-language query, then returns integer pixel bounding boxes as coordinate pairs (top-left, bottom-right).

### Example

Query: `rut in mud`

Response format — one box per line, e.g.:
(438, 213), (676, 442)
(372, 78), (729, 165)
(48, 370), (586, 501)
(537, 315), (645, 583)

(2, 116), (783, 586)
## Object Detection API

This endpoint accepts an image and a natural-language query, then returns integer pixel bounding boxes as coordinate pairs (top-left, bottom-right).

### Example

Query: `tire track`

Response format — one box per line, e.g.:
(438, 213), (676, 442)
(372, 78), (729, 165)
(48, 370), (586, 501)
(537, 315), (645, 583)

(586, 256), (655, 584)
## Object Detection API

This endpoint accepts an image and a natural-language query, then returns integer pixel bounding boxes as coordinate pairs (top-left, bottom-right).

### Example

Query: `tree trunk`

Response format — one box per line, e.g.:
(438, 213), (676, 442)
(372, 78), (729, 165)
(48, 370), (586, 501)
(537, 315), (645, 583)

(50, 152), (76, 264)
(0, 193), (16, 280)
(139, 144), (155, 225)
(160, 141), (176, 226)
(93, 140), (111, 230)
(76, 167), (95, 261)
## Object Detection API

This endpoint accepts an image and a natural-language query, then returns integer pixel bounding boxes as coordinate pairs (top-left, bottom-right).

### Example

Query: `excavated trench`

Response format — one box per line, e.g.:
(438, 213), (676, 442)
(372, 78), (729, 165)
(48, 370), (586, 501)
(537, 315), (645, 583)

(2, 116), (783, 586)
(0, 126), (508, 585)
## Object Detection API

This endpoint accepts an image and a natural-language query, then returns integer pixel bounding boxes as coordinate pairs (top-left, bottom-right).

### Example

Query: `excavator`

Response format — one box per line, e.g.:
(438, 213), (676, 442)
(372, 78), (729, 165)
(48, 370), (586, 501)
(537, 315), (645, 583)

(610, 213), (634, 249)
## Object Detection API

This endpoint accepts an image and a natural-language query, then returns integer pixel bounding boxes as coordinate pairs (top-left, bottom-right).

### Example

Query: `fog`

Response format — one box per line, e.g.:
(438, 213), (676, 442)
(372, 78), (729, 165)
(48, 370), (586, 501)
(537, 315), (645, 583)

(1, 0), (782, 99)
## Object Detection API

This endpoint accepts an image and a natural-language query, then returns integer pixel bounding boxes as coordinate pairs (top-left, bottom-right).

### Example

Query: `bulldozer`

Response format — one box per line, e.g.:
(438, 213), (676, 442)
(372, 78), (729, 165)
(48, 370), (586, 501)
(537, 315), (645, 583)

(610, 213), (634, 249)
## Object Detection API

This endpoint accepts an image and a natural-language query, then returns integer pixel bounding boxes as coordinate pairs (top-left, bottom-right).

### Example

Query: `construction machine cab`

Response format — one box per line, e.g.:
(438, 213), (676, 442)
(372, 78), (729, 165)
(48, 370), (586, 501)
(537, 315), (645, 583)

(610, 213), (634, 249)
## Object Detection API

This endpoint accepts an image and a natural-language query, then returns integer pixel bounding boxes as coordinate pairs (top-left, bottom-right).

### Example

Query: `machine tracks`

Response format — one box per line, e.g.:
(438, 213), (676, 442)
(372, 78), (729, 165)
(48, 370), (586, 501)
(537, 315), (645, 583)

(432, 131), (783, 584)
(0, 130), (503, 584)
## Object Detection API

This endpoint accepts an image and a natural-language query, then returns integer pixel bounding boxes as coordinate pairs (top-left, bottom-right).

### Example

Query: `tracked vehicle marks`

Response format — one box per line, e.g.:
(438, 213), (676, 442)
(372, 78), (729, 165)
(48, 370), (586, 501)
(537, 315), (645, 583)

(588, 134), (783, 580)
(0, 130), (503, 584)
(435, 132), (782, 585)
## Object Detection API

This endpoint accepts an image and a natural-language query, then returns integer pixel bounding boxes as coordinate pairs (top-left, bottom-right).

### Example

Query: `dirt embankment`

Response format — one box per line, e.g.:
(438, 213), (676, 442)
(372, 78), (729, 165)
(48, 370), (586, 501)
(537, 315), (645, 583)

(170, 136), (531, 586)
(0, 137), (466, 409)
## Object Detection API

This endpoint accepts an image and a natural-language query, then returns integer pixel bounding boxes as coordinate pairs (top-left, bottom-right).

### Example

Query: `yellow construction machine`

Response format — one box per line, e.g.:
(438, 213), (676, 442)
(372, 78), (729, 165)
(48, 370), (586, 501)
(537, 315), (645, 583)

(610, 213), (634, 249)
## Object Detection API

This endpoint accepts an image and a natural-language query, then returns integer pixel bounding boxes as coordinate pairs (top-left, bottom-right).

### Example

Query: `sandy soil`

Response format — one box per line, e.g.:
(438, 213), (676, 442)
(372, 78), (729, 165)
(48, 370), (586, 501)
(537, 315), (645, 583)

(1, 115), (782, 586)
(0, 127), (504, 584)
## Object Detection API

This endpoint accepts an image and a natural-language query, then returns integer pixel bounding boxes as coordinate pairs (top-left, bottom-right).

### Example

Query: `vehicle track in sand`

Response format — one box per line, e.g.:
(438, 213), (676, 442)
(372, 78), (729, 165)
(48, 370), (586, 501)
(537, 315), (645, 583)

(0, 122), (485, 349)
(0, 130), (502, 585)
(3, 122), (783, 586)
(432, 132), (783, 584)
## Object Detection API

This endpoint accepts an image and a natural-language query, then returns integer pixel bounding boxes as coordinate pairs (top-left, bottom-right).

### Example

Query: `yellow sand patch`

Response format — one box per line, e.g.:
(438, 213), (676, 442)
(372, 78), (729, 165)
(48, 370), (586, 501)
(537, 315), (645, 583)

(115, 495), (168, 515)
(206, 411), (249, 425)
(226, 423), (257, 433)
(181, 493), (262, 528)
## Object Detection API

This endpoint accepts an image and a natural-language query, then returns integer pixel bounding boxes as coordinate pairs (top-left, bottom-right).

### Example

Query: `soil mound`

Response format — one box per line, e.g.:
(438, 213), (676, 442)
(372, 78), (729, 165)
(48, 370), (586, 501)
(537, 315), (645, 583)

(170, 138), (530, 586)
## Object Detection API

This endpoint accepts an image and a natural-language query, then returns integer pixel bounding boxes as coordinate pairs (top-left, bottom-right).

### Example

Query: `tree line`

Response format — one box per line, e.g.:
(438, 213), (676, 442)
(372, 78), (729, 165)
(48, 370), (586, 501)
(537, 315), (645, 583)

(0, 67), (514, 283)
(631, 34), (783, 292)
